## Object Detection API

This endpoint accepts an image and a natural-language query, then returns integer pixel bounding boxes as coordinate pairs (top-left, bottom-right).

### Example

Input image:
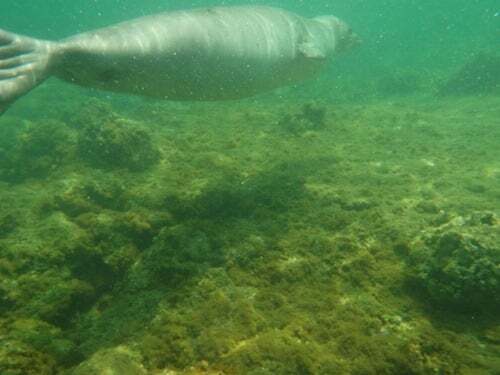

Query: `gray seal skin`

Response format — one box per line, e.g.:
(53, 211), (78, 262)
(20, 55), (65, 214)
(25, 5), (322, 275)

(0, 5), (359, 114)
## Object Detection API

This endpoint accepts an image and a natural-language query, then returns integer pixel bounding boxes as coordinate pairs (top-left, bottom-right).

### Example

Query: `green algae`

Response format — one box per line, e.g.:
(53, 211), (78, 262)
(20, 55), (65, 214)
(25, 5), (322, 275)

(77, 109), (159, 171)
(407, 212), (500, 314)
(0, 119), (74, 183)
(0, 213), (17, 238)
(0, 90), (499, 374)
(71, 346), (146, 375)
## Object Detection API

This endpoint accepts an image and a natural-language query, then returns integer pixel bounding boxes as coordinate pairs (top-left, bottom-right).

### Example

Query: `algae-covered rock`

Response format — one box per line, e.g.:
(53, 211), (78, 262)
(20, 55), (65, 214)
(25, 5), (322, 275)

(140, 224), (222, 287)
(69, 99), (117, 130)
(0, 119), (74, 182)
(277, 103), (326, 134)
(10, 269), (95, 324)
(167, 162), (307, 221)
(78, 117), (159, 171)
(71, 346), (146, 375)
(0, 338), (57, 375)
(3, 318), (77, 365)
(220, 329), (344, 374)
(408, 212), (500, 313)
(439, 52), (500, 95)
(139, 269), (265, 370)
(53, 177), (129, 217)
(0, 212), (102, 325)
(80, 178), (129, 210)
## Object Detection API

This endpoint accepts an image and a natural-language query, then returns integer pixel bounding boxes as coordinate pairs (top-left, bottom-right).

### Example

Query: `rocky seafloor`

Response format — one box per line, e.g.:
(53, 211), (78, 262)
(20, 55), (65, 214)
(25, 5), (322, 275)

(0, 61), (499, 374)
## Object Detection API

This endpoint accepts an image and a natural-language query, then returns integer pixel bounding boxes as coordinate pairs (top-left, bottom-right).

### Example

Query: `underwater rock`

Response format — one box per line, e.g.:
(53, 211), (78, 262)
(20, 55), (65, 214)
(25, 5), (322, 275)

(78, 117), (159, 171)
(438, 53), (500, 96)
(49, 175), (132, 219)
(167, 162), (307, 221)
(0, 338), (57, 375)
(12, 269), (95, 325)
(0, 119), (73, 182)
(54, 179), (129, 217)
(220, 329), (344, 374)
(407, 212), (500, 313)
(75, 209), (166, 253)
(81, 179), (129, 211)
(0, 211), (105, 325)
(140, 224), (222, 287)
(277, 103), (327, 134)
(71, 346), (146, 375)
(69, 99), (117, 129)
(52, 188), (96, 217)
(1, 318), (78, 366)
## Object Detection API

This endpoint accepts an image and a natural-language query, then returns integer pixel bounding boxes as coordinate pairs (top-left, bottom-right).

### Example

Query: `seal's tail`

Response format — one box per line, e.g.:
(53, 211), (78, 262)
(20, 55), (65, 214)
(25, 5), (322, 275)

(0, 29), (55, 116)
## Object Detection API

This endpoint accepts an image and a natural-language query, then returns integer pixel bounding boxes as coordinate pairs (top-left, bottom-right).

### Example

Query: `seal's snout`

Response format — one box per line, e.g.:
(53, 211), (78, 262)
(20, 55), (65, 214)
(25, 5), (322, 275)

(312, 16), (360, 54)
(336, 22), (361, 53)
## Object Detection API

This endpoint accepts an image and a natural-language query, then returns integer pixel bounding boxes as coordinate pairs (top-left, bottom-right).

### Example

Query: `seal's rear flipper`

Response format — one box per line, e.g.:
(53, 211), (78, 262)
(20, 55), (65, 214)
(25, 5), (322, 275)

(0, 29), (55, 116)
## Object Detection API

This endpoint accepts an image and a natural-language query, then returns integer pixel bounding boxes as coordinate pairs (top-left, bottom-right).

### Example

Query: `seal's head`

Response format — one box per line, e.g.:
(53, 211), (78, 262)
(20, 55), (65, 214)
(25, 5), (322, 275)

(313, 16), (361, 54)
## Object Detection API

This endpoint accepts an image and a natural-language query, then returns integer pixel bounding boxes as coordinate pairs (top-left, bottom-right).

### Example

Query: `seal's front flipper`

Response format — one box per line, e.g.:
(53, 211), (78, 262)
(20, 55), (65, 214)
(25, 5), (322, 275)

(0, 29), (55, 116)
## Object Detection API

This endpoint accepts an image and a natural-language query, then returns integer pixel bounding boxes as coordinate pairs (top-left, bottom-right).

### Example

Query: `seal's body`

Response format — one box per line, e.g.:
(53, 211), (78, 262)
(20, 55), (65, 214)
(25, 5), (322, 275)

(0, 6), (358, 114)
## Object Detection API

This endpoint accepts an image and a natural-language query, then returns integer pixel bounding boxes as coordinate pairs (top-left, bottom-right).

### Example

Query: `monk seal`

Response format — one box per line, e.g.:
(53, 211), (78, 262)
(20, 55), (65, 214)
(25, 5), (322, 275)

(0, 5), (359, 114)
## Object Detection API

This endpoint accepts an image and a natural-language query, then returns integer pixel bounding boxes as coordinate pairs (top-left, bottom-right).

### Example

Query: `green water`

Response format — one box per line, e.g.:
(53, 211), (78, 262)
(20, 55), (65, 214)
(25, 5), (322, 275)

(0, 2), (499, 374)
